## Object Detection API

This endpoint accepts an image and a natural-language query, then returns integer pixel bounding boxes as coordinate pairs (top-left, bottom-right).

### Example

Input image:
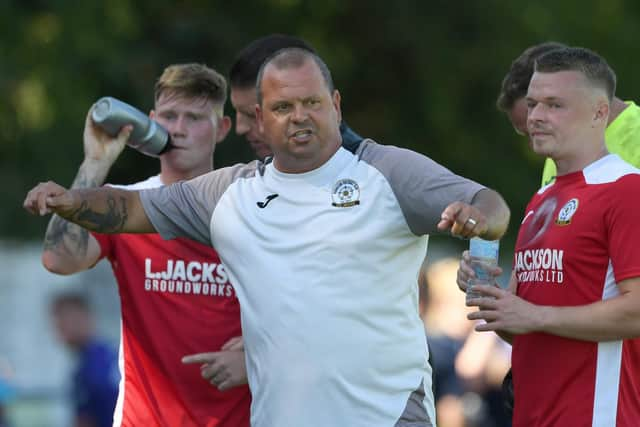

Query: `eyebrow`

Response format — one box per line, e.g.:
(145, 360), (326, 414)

(525, 96), (563, 102)
(270, 99), (290, 106)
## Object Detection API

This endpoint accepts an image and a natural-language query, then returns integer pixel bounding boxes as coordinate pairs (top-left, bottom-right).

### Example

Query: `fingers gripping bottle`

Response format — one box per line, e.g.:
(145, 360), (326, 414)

(466, 237), (500, 302)
(91, 96), (172, 157)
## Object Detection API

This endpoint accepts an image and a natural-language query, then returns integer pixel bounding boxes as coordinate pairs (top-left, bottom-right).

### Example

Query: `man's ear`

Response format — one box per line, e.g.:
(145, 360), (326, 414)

(215, 116), (232, 143)
(593, 99), (609, 126)
(332, 90), (342, 124)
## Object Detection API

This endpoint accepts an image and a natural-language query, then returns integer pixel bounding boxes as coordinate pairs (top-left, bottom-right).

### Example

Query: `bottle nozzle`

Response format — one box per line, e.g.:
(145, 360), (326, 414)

(157, 136), (174, 155)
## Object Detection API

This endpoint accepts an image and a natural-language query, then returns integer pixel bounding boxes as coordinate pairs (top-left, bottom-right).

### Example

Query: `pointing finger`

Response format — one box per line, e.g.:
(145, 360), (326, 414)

(182, 352), (218, 365)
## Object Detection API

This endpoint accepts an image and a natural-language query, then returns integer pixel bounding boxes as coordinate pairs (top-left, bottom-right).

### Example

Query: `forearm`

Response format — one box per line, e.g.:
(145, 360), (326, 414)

(58, 187), (154, 234)
(44, 159), (111, 258)
(471, 188), (510, 240)
(538, 292), (640, 341)
(497, 272), (517, 343)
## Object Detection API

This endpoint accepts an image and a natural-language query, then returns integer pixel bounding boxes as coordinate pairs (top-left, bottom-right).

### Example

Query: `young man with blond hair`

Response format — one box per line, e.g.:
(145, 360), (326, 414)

(39, 63), (250, 426)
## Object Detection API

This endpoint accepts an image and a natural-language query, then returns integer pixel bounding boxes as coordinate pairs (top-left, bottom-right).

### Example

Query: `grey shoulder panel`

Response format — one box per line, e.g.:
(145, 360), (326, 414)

(140, 161), (261, 244)
(358, 140), (484, 235)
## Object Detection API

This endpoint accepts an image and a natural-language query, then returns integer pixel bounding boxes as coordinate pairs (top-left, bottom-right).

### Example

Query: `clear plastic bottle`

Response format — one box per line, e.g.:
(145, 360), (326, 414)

(467, 237), (500, 301)
(91, 96), (172, 157)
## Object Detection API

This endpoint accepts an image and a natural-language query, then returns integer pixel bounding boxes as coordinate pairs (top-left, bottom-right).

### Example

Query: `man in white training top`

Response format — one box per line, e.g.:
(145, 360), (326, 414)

(24, 48), (510, 427)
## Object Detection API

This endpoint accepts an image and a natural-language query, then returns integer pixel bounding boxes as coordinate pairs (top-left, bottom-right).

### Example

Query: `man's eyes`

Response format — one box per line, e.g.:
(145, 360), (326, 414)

(273, 104), (291, 112)
(158, 112), (203, 121)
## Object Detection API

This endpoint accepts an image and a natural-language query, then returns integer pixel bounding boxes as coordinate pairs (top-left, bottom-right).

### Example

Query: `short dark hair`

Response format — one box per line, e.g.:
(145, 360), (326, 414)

(496, 42), (567, 112)
(534, 47), (616, 101)
(256, 48), (334, 105)
(154, 63), (227, 116)
(229, 34), (316, 89)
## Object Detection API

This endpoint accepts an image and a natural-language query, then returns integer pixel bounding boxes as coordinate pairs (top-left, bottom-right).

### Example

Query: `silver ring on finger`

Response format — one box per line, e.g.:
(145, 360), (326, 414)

(465, 217), (477, 226)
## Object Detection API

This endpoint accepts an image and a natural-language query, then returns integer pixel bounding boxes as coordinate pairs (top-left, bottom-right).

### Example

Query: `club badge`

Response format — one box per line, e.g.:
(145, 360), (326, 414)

(555, 198), (578, 226)
(331, 179), (360, 207)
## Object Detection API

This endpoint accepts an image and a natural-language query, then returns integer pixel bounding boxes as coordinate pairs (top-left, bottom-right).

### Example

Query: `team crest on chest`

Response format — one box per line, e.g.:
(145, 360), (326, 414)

(555, 198), (578, 226)
(331, 179), (360, 207)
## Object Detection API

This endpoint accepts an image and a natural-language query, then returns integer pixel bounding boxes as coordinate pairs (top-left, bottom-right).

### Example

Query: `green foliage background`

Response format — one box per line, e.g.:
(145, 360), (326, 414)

(3, 0), (640, 246)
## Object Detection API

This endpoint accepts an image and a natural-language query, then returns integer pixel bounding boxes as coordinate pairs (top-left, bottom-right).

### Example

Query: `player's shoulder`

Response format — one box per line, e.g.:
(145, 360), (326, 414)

(584, 154), (640, 185)
(356, 138), (418, 159)
(190, 160), (263, 192)
(106, 175), (163, 190)
(355, 139), (443, 176)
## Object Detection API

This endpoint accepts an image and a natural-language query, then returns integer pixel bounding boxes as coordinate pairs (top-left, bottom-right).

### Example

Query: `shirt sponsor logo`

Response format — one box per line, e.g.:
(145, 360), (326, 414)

(555, 198), (578, 226)
(514, 248), (564, 284)
(144, 258), (235, 297)
(331, 178), (360, 207)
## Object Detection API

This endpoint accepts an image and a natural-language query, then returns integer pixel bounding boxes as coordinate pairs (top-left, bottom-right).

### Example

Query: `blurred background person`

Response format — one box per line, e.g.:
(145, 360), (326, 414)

(0, 356), (16, 427)
(420, 258), (511, 427)
(0, 382), (10, 427)
(50, 292), (119, 427)
(455, 325), (512, 427)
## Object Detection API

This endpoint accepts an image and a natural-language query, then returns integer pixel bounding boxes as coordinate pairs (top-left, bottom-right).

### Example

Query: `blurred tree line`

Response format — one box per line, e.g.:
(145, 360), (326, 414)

(3, 0), (640, 247)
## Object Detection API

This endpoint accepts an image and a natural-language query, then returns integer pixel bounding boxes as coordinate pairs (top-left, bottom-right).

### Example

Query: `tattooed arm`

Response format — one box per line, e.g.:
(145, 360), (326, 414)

(39, 109), (134, 274)
(41, 160), (115, 274)
(25, 181), (154, 235)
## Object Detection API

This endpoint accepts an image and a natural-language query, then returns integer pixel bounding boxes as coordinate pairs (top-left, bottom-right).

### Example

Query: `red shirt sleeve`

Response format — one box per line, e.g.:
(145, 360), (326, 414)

(91, 232), (113, 261)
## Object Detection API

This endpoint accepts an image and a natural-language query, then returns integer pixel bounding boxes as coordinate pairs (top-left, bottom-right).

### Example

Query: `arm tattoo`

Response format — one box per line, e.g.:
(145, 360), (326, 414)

(44, 215), (90, 255)
(69, 195), (129, 233)
(43, 163), (104, 256)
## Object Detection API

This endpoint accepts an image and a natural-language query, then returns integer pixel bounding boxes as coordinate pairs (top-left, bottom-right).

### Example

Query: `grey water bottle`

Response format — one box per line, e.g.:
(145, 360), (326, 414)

(91, 96), (172, 157)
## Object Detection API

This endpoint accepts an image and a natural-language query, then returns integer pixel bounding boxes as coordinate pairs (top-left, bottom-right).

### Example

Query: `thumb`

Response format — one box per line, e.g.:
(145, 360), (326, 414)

(45, 191), (77, 217)
(46, 193), (66, 207)
(221, 337), (243, 351)
(116, 125), (134, 143)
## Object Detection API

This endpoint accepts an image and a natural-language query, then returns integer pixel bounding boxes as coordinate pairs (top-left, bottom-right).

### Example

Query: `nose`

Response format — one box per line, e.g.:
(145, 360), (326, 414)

(528, 103), (545, 124)
(291, 104), (308, 123)
(168, 115), (187, 137)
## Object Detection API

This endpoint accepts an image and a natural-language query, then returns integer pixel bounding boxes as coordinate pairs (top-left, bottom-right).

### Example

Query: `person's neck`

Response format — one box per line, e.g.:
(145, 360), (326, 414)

(273, 157), (326, 174)
(554, 144), (609, 176)
(273, 144), (341, 174)
(160, 165), (214, 185)
(607, 97), (628, 125)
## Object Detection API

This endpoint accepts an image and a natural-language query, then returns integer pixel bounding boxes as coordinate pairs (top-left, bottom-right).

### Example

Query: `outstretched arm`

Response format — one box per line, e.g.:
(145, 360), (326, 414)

(25, 181), (154, 234)
(438, 188), (510, 240)
(469, 188), (510, 240)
